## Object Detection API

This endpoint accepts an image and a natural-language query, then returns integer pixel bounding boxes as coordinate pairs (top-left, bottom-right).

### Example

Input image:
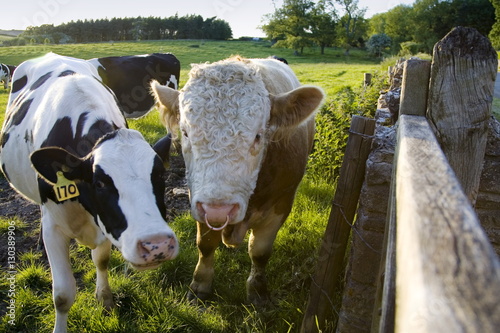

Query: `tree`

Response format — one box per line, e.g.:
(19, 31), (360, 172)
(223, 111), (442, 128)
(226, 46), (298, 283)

(261, 0), (315, 54)
(411, 0), (494, 53)
(334, 0), (367, 55)
(310, 0), (337, 54)
(367, 13), (386, 36)
(383, 5), (414, 53)
(490, 0), (500, 48)
(451, 0), (495, 37)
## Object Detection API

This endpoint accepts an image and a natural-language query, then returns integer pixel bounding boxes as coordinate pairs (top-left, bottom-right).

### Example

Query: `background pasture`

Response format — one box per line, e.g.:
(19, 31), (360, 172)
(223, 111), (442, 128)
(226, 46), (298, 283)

(0, 40), (491, 332)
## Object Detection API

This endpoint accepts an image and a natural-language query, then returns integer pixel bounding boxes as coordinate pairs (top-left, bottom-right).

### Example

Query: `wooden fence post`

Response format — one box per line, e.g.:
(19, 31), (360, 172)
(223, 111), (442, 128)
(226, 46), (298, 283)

(301, 115), (375, 333)
(364, 73), (372, 87)
(399, 59), (431, 117)
(427, 26), (497, 205)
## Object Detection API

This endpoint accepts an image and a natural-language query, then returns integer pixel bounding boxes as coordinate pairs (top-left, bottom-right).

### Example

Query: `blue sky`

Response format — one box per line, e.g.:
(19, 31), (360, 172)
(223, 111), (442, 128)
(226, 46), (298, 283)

(4, 0), (415, 38)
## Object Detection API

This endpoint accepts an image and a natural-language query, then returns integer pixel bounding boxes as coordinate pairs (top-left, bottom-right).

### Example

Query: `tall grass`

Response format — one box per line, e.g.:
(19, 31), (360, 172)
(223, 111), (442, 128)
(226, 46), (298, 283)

(0, 40), (384, 332)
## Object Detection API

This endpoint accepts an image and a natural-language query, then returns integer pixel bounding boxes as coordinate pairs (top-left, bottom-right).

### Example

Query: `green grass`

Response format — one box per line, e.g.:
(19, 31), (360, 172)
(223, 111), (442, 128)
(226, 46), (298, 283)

(0, 40), (378, 332)
(0, 35), (14, 42)
(493, 97), (500, 120)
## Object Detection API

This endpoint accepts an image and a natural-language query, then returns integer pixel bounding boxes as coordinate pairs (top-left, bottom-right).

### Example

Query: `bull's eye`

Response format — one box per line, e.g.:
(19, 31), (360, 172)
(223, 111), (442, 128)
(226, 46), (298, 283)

(182, 129), (188, 138)
(250, 132), (263, 156)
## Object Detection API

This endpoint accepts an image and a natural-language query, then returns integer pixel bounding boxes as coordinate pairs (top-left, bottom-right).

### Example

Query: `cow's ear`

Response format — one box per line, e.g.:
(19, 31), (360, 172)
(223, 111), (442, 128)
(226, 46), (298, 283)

(30, 147), (92, 185)
(152, 133), (172, 168)
(269, 86), (324, 128)
(150, 80), (180, 134)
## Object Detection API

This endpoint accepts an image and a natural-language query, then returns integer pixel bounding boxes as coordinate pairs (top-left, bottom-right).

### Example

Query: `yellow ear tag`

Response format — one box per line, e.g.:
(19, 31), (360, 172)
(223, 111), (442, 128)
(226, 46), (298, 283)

(53, 171), (80, 202)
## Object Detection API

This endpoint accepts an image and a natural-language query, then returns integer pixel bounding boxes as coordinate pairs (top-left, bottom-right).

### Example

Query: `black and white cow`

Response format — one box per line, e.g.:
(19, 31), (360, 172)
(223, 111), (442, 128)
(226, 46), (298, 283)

(0, 53), (179, 333)
(88, 53), (180, 118)
(0, 63), (16, 89)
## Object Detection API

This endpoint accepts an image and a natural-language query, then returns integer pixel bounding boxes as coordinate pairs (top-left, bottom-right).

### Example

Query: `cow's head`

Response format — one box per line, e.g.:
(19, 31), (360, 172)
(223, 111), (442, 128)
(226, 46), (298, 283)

(30, 129), (178, 269)
(151, 59), (324, 230)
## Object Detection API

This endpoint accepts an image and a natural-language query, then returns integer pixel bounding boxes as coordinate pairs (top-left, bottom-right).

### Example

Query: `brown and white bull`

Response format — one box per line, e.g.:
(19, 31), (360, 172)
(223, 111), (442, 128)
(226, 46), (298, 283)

(151, 56), (324, 305)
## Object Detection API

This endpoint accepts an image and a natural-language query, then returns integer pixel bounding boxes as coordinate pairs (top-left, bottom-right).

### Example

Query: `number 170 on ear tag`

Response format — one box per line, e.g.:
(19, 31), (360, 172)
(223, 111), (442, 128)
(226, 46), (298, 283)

(53, 171), (80, 202)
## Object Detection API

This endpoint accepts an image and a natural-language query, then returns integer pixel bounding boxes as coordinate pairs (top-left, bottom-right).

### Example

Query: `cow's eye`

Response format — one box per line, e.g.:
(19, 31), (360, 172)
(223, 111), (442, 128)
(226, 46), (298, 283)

(182, 129), (188, 138)
(94, 180), (106, 189)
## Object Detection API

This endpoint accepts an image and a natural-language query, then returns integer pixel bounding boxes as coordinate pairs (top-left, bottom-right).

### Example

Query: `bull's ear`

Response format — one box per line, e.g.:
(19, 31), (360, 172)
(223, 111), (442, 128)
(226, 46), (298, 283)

(150, 80), (180, 134)
(269, 86), (325, 128)
(30, 147), (92, 185)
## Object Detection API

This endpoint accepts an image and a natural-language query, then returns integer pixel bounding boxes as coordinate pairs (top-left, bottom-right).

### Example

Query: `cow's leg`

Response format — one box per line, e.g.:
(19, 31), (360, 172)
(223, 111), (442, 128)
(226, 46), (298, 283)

(42, 214), (75, 333)
(91, 239), (114, 310)
(246, 214), (284, 306)
(188, 222), (222, 302)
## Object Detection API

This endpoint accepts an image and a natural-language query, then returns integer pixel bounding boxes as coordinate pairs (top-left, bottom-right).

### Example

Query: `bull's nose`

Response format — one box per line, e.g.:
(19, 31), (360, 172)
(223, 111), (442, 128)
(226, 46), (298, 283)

(198, 202), (239, 229)
(137, 234), (178, 264)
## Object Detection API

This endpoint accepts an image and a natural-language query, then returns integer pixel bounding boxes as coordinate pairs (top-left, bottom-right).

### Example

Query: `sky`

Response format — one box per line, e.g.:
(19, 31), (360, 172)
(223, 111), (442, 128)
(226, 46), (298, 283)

(3, 0), (416, 38)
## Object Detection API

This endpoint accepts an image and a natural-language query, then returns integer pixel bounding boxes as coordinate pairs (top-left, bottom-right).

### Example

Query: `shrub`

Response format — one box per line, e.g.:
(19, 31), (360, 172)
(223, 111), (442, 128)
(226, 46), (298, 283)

(308, 71), (387, 183)
(2, 37), (27, 46)
(367, 33), (391, 57)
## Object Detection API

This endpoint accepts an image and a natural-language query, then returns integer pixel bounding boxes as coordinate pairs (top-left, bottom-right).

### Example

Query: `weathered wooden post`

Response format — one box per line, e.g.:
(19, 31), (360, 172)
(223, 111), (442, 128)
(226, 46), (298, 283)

(301, 115), (375, 333)
(364, 73), (372, 87)
(398, 59), (431, 117)
(427, 26), (497, 205)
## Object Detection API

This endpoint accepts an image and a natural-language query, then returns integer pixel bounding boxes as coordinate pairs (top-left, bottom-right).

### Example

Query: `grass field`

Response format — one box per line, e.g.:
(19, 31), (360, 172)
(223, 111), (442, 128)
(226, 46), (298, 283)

(0, 40), (497, 332)
(0, 39), (380, 99)
(0, 35), (14, 42)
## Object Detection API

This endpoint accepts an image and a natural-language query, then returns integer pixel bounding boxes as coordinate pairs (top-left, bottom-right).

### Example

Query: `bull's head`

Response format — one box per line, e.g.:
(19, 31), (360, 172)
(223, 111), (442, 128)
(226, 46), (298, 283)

(151, 59), (324, 230)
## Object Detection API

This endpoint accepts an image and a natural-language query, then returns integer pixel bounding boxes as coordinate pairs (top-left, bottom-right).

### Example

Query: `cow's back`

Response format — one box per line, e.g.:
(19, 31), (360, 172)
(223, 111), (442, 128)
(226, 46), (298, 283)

(89, 53), (180, 118)
(8, 53), (100, 104)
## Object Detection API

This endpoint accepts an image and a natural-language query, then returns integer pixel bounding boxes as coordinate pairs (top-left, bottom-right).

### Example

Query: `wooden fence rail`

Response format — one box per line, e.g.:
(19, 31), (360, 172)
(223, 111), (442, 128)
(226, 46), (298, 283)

(376, 27), (500, 332)
(386, 114), (500, 332)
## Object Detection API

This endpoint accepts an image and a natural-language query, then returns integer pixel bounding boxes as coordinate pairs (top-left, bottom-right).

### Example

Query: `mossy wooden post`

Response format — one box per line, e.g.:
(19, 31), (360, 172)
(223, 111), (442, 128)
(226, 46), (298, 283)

(301, 115), (375, 333)
(427, 26), (497, 205)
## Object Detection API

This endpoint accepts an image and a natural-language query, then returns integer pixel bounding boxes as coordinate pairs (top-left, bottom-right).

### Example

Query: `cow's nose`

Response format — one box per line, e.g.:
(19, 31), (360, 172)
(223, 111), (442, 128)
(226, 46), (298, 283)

(138, 234), (178, 263)
(198, 202), (239, 229)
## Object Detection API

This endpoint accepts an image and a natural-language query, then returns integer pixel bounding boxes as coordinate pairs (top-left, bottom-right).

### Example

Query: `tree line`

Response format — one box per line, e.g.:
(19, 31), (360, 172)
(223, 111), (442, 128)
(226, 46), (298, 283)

(3, 15), (232, 46)
(3, 0), (498, 56)
(261, 0), (496, 56)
